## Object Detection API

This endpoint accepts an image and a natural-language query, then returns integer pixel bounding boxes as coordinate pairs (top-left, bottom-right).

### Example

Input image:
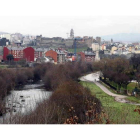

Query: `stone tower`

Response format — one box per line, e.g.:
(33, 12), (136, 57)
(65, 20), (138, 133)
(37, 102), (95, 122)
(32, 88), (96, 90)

(111, 38), (113, 43)
(96, 37), (101, 46)
(95, 50), (100, 62)
(70, 29), (74, 39)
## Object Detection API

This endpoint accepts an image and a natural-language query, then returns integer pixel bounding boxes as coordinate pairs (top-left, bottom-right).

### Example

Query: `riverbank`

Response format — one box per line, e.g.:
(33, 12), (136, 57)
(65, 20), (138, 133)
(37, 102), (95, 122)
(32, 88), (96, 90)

(81, 81), (140, 124)
(80, 72), (140, 105)
(0, 83), (52, 124)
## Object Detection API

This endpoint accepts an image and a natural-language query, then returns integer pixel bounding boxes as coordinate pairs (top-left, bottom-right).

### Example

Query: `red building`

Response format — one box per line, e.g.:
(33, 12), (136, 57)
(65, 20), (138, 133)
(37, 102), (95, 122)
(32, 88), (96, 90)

(23, 47), (34, 62)
(45, 49), (65, 64)
(77, 52), (85, 61)
(3, 47), (23, 61)
(45, 50), (57, 63)
(77, 51), (95, 62)
(3, 46), (34, 62)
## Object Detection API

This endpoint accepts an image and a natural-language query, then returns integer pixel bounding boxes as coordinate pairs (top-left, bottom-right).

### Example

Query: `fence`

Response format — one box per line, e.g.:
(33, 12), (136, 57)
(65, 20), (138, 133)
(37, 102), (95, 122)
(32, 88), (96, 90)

(99, 77), (129, 95)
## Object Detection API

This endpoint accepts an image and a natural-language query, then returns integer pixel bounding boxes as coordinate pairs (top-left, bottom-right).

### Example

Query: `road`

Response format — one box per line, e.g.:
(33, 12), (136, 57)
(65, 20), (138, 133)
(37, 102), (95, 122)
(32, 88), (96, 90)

(80, 72), (140, 105)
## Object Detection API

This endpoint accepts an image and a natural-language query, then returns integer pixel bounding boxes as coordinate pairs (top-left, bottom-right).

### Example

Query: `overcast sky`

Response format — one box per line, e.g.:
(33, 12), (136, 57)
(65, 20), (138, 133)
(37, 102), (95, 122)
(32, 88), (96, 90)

(0, 0), (140, 39)
(1, 16), (140, 38)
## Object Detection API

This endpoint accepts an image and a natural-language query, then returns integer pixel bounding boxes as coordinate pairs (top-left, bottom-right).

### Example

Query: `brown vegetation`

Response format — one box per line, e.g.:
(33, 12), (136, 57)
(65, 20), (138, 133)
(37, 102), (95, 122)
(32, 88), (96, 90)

(0, 61), (100, 123)
(96, 58), (135, 93)
(16, 81), (101, 124)
(43, 61), (93, 90)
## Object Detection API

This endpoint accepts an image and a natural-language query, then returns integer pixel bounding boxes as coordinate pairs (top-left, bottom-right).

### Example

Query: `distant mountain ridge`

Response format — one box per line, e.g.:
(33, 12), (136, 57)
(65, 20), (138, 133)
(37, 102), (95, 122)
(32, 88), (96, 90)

(0, 31), (9, 34)
(101, 33), (140, 42)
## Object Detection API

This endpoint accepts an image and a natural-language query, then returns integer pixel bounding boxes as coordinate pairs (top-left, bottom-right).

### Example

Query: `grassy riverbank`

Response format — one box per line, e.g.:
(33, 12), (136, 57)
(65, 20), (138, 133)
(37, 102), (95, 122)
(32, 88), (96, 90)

(81, 81), (140, 124)
(100, 80), (140, 106)
(67, 47), (87, 53)
(0, 65), (8, 69)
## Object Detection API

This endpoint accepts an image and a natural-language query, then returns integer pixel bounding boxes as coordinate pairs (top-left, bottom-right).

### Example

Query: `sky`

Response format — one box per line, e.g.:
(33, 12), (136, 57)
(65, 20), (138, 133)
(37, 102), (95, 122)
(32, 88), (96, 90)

(0, 0), (139, 39)
(1, 16), (140, 38)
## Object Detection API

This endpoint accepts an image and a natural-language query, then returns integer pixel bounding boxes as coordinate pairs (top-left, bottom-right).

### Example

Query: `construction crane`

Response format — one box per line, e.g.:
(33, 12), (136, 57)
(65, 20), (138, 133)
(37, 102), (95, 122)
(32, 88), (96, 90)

(74, 38), (83, 55)
(72, 38), (83, 61)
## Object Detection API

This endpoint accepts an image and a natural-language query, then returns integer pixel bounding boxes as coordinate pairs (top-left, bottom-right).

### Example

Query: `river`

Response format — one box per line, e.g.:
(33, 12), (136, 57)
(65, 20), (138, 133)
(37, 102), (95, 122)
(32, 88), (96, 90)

(0, 83), (52, 124)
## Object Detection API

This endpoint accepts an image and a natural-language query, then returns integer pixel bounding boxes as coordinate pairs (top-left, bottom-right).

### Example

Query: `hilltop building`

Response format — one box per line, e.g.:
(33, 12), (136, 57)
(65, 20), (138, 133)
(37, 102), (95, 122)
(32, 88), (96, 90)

(96, 37), (101, 46)
(70, 29), (74, 39)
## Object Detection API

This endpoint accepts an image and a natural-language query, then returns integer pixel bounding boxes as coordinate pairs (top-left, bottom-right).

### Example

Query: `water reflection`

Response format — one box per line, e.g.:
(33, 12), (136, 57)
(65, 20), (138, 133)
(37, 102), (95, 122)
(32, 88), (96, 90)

(0, 84), (52, 123)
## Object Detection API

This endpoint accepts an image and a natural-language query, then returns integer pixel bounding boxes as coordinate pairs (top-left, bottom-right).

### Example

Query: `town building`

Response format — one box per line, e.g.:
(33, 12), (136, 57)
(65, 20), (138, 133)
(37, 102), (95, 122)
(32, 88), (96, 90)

(11, 33), (23, 43)
(45, 49), (65, 64)
(101, 44), (106, 51)
(56, 51), (65, 64)
(78, 51), (95, 62)
(3, 46), (34, 62)
(111, 46), (118, 54)
(0, 38), (10, 46)
(96, 37), (101, 46)
(45, 50), (57, 63)
(0, 33), (11, 41)
(34, 48), (44, 61)
(0, 46), (3, 62)
(23, 47), (34, 62)
(85, 51), (96, 62)
(3, 47), (23, 61)
(91, 43), (100, 51)
(66, 53), (74, 62)
(77, 52), (85, 61)
(95, 51), (100, 62)
(36, 35), (66, 48)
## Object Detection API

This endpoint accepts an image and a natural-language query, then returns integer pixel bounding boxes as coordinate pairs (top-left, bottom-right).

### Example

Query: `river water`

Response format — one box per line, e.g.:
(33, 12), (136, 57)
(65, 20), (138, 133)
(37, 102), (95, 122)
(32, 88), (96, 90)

(0, 83), (52, 124)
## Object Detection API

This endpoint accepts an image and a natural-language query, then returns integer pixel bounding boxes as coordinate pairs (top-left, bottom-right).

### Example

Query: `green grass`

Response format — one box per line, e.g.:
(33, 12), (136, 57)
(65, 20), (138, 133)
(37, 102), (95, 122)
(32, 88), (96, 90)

(81, 81), (140, 124)
(100, 80), (140, 103)
(67, 47), (88, 53)
(0, 65), (8, 69)
(126, 96), (140, 104)
(99, 81), (118, 94)
(104, 79), (139, 93)
(127, 82), (138, 91)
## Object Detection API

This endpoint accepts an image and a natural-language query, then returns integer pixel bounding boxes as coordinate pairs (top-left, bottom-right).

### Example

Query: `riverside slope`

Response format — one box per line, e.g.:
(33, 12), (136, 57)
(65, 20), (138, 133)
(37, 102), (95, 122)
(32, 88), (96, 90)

(80, 72), (140, 106)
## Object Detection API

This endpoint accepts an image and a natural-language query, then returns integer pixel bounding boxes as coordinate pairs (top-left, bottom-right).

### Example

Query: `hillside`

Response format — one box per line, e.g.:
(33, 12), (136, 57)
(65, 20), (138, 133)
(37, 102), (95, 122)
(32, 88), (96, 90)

(101, 33), (140, 42)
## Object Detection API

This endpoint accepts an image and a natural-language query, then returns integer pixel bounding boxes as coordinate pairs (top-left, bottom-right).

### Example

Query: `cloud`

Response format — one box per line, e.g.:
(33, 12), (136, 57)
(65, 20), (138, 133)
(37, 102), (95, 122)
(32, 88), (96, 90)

(0, 16), (140, 38)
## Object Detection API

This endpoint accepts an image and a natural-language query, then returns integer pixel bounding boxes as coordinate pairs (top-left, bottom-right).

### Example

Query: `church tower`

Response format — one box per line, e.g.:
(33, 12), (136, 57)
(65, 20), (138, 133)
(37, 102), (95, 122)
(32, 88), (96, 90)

(70, 29), (74, 39)
(95, 50), (100, 62)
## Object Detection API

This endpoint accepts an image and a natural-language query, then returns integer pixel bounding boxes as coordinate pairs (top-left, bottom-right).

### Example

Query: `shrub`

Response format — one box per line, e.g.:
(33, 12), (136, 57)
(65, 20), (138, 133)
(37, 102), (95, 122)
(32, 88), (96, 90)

(16, 81), (101, 124)
(15, 70), (28, 86)
(43, 61), (94, 90)
(48, 81), (101, 124)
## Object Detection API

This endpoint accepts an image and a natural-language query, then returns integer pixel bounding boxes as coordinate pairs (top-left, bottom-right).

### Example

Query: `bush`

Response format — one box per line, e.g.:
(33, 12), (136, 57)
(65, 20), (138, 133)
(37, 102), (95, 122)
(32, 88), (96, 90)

(43, 61), (94, 90)
(16, 81), (101, 124)
(33, 63), (54, 81)
(15, 70), (28, 86)
(48, 81), (101, 124)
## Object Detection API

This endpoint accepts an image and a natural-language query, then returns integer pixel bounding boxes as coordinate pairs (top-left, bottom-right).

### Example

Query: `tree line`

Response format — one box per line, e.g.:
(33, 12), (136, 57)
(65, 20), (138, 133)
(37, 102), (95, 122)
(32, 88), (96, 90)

(93, 54), (140, 93)
(0, 61), (104, 124)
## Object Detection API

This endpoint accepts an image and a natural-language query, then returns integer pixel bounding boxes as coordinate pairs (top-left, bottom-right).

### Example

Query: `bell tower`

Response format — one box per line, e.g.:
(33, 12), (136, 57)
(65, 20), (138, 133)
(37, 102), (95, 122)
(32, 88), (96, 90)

(70, 29), (74, 39)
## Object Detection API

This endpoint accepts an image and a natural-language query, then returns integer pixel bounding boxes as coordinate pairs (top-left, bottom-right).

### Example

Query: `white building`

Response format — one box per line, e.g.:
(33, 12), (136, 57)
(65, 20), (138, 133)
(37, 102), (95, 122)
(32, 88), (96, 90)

(91, 43), (100, 51)
(95, 51), (100, 62)
(0, 33), (11, 40)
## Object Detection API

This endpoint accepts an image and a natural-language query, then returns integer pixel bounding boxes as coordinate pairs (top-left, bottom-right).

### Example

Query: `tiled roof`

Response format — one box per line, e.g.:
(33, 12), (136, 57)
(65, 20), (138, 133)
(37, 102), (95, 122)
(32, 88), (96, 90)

(84, 51), (95, 56)
(7, 47), (23, 50)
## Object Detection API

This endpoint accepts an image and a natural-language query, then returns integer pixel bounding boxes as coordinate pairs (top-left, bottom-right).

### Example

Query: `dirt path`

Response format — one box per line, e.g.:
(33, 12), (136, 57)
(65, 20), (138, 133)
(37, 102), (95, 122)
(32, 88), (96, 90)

(80, 72), (140, 106)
